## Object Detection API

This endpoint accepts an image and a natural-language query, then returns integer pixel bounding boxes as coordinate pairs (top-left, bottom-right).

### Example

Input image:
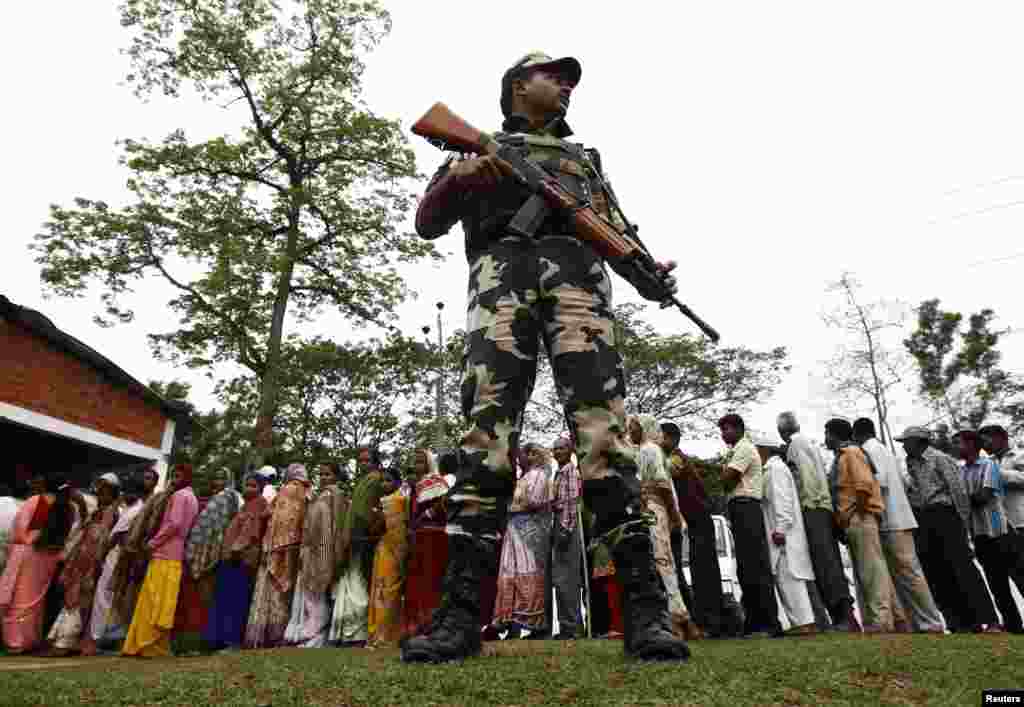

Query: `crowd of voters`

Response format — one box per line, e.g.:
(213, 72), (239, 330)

(1, 409), (1023, 660)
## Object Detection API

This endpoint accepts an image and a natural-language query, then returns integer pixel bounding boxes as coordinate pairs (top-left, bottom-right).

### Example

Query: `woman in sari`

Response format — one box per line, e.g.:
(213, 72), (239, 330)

(87, 474), (146, 653)
(244, 463), (310, 648)
(0, 474), (75, 653)
(122, 464), (200, 658)
(45, 475), (122, 656)
(179, 470), (242, 651)
(366, 472), (410, 646)
(330, 447), (393, 646)
(629, 415), (699, 640)
(401, 449), (449, 639)
(109, 474), (173, 635)
(284, 463), (348, 647)
(202, 474), (268, 651)
(493, 443), (553, 638)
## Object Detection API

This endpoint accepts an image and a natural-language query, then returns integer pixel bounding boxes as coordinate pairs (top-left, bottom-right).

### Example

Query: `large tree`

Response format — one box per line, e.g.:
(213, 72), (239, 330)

(904, 299), (1022, 431)
(821, 273), (912, 450)
(33, 0), (436, 462)
(216, 333), (441, 476)
(523, 303), (790, 440)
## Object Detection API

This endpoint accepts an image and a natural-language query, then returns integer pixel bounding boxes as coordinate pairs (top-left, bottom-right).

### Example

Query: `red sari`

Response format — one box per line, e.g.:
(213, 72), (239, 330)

(401, 474), (449, 638)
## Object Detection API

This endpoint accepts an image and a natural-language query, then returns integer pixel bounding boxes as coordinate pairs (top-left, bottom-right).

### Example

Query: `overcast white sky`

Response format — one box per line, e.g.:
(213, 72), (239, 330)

(4, 2), (1024, 458)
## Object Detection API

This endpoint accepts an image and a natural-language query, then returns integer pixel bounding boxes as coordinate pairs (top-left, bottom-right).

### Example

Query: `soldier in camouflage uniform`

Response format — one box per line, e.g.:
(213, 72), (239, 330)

(401, 52), (689, 663)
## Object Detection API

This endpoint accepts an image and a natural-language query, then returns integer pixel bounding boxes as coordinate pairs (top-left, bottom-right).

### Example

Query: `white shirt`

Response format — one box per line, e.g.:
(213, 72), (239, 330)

(861, 437), (917, 532)
(761, 456), (814, 580)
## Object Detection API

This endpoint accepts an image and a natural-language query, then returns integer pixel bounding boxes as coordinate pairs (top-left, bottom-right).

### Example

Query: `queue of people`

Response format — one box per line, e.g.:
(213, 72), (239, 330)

(2, 409), (1023, 660)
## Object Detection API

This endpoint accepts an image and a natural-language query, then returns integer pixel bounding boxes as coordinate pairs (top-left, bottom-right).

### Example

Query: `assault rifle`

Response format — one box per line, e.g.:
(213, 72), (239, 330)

(411, 102), (721, 343)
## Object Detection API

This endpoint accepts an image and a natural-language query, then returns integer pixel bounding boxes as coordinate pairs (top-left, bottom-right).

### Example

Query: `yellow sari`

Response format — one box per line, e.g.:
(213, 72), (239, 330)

(366, 490), (409, 646)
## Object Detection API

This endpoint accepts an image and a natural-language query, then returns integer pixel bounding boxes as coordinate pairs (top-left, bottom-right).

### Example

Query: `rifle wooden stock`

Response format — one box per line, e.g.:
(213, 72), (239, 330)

(412, 102), (721, 342)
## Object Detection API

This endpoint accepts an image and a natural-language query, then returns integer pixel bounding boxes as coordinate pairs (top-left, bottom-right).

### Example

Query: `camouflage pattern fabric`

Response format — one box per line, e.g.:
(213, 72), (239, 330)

(449, 233), (641, 542)
(424, 122), (650, 551)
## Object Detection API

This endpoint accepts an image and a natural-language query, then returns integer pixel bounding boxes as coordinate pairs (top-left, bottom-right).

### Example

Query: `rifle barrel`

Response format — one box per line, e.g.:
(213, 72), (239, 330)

(672, 298), (720, 343)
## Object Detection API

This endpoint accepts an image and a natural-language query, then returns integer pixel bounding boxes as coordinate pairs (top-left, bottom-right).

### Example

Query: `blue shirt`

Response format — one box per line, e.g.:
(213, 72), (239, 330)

(962, 457), (1008, 538)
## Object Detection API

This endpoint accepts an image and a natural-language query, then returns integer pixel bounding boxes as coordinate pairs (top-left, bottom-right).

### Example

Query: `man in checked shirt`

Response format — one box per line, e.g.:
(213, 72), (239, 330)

(550, 435), (583, 640)
(899, 426), (999, 633)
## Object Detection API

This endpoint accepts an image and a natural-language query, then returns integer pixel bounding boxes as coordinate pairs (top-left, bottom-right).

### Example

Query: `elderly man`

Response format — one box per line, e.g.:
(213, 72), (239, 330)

(756, 437), (816, 635)
(898, 426), (997, 633)
(550, 435), (583, 639)
(777, 411), (855, 632)
(718, 413), (780, 637)
(956, 429), (1024, 634)
(853, 419), (944, 634)
(825, 418), (890, 632)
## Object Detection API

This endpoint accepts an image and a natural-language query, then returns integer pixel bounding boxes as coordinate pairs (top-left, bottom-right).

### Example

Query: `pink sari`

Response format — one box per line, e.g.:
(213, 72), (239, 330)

(0, 496), (63, 651)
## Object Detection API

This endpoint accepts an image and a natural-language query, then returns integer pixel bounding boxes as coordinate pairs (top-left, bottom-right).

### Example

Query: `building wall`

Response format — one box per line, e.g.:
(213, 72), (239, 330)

(0, 320), (166, 449)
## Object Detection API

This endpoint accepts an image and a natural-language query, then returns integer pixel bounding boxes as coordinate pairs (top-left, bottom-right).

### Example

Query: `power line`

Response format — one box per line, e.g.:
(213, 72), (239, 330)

(942, 175), (1024, 197)
(929, 198), (1024, 225)
(965, 251), (1024, 269)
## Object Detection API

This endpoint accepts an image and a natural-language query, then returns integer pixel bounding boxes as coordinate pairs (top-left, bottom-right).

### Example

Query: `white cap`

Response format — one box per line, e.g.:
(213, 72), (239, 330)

(98, 472), (121, 487)
(752, 434), (781, 448)
(257, 465), (278, 478)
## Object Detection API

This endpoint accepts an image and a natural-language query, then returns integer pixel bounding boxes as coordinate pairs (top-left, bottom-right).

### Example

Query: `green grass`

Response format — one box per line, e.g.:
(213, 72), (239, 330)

(1, 633), (1022, 706)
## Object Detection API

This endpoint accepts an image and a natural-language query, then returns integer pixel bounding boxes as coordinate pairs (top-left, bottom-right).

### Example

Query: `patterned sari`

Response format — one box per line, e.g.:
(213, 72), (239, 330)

(493, 465), (552, 631)
(367, 490), (409, 645)
(48, 503), (119, 651)
(245, 473), (309, 648)
(283, 485), (346, 647)
(110, 490), (171, 624)
(89, 499), (144, 645)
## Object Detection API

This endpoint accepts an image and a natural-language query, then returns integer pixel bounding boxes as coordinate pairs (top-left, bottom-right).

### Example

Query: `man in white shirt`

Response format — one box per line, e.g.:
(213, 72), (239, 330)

(853, 419), (944, 633)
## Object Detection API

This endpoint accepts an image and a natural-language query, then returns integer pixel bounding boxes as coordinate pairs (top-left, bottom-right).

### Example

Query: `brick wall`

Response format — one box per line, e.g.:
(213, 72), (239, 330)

(0, 319), (167, 450)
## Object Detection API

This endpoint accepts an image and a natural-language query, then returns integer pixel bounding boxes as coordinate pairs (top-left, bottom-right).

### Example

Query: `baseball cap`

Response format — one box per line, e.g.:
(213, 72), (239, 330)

(501, 51), (582, 118)
(893, 426), (931, 442)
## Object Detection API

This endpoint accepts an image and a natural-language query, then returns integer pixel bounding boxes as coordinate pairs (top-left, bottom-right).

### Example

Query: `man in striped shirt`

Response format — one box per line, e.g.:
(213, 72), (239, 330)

(956, 429), (1024, 633)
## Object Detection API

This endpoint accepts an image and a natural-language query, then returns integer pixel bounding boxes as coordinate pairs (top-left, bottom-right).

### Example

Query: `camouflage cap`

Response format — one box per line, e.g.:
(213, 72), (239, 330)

(500, 51), (582, 117)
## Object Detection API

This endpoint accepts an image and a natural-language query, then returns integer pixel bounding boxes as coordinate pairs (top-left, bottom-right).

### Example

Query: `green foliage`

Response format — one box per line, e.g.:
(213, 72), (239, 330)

(214, 332), (448, 476)
(32, 0), (438, 457)
(904, 298), (1022, 431)
(523, 303), (790, 440)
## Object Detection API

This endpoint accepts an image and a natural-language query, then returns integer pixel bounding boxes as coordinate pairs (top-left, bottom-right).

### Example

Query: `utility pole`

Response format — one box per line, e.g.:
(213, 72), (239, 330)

(422, 301), (446, 450)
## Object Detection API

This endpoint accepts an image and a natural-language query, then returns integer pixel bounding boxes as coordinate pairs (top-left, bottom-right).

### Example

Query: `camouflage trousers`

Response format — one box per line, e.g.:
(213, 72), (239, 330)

(449, 236), (648, 545)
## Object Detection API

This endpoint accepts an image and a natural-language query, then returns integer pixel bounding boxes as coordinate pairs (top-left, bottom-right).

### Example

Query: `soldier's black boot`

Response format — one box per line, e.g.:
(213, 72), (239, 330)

(584, 474), (690, 662)
(401, 533), (496, 663)
(612, 530), (690, 660)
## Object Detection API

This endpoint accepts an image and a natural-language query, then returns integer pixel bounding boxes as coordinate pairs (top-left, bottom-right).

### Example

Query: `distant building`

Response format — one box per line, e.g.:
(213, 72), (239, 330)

(1, 294), (192, 495)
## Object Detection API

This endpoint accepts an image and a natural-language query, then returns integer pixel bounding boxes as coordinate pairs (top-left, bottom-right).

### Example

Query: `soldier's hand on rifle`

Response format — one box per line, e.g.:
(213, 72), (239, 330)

(655, 259), (679, 295)
(450, 155), (513, 190)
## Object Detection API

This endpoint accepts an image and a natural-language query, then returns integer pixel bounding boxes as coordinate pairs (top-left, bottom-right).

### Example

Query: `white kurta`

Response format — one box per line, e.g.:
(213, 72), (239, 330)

(762, 457), (815, 580)
(762, 455), (815, 629)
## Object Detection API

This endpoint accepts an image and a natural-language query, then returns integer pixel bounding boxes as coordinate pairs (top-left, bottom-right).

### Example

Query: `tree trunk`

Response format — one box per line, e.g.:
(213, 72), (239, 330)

(253, 212), (301, 463)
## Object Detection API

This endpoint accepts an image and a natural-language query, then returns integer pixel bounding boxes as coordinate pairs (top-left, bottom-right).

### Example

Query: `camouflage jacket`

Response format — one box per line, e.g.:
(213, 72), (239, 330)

(417, 119), (628, 262)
